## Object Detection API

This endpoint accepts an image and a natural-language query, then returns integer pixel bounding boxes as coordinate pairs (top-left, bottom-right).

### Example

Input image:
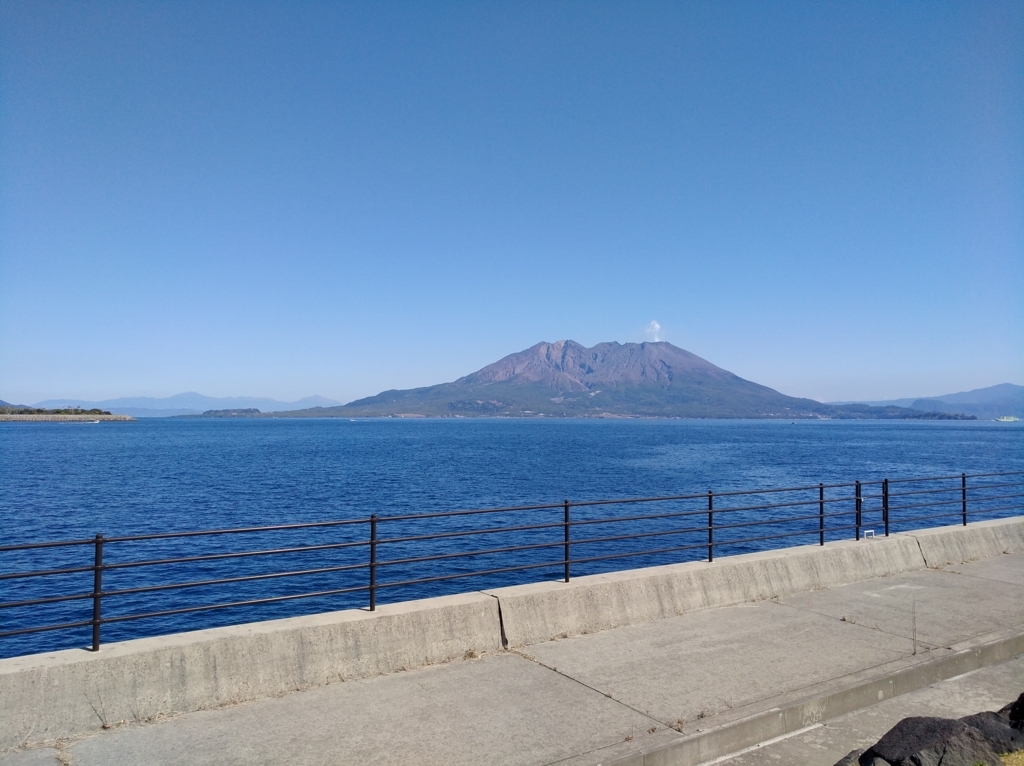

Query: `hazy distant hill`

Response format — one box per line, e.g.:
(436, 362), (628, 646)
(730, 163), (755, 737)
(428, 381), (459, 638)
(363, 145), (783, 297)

(848, 383), (1023, 420)
(282, 340), (972, 419)
(33, 393), (341, 418)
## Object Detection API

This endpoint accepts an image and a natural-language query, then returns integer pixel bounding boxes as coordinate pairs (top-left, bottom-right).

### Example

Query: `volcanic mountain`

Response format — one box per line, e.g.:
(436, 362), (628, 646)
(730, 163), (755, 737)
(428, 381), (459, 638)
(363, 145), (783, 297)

(283, 341), (970, 419)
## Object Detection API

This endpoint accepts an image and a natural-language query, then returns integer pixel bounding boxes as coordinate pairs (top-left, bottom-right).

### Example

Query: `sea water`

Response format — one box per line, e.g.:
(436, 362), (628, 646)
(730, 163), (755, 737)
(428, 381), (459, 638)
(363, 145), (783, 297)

(1, 418), (1021, 657)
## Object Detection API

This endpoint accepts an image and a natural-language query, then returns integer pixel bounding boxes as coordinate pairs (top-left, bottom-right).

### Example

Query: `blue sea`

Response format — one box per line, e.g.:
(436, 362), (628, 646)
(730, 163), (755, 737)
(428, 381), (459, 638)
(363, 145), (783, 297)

(1, 418), (1022, 658)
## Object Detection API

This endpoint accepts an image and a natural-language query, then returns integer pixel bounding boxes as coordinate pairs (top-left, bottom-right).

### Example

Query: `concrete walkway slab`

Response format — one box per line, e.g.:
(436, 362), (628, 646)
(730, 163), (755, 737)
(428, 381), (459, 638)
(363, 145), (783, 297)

(0, 751), (57, 766)
(943, 553), (1024, 586)
(518, 600), (910, 725)
(776, 566), (1024, 647)
(69, 652), (661, 766)
(718, 654), (1024, 765)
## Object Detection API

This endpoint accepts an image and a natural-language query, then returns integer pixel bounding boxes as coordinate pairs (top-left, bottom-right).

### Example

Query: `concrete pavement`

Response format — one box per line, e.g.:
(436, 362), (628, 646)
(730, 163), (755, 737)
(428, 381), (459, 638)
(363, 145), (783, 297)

(717, 654), (1024, 765)
(3, 549), (1021, 766)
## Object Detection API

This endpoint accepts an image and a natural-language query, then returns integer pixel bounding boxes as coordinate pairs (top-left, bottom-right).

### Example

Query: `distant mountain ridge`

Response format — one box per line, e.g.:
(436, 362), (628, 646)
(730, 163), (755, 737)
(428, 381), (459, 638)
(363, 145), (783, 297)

(841, 383), (1023, 420)
(281, 340), (974, 420)
(15, 346), (1010, 421)
(32, 393), (341, 418)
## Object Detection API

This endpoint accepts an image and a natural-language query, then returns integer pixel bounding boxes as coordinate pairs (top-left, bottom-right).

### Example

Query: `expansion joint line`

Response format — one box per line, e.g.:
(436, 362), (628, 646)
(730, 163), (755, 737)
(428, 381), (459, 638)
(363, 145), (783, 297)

(932, 566), (1019, 586)
(509, 648), (665, 727)
(766, 598), (943, 650)
(909, 533), (931, 568)
(487, 593), (509, 649)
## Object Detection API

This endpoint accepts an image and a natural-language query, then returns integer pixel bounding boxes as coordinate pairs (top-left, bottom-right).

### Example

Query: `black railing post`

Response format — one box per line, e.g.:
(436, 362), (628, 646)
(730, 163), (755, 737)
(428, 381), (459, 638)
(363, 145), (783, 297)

(961, 473), (967, 526)
(91, 534), (104, 652)
(563, 500), (571, 583)
(369, 514), (377, 611)
(819, 484), (825, 546)
(855, 481), (862, 541)
(883, 479), (889, 537)
(708, 491), (714, 562)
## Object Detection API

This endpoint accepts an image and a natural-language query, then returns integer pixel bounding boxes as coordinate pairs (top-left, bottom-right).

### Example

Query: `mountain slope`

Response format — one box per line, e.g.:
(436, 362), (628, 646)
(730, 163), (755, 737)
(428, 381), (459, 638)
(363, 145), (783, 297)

(283, 341), (972, 419)
(850, 383), (1024, 420)
(910, 383), (1024, 419)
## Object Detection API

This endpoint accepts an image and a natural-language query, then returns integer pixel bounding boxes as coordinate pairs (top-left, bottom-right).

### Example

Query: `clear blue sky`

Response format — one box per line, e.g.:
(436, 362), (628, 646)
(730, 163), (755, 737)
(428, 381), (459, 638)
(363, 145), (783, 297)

(1, 1), (1021, 405)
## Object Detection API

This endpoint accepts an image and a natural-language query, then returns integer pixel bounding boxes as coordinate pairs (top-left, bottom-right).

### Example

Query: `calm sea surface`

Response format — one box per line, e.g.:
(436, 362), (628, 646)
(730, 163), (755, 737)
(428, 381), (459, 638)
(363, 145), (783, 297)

(2, 418), (1021, 657)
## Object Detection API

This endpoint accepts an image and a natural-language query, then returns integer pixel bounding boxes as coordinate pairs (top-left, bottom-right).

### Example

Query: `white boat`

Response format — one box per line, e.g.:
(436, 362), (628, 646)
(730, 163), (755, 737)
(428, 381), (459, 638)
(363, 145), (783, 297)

(995, 416), (1019, 422)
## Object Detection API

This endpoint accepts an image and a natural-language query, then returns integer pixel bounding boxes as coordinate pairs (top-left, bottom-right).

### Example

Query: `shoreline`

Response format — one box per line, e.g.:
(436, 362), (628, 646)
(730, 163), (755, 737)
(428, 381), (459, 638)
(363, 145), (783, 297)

(0, 414), (136, 422)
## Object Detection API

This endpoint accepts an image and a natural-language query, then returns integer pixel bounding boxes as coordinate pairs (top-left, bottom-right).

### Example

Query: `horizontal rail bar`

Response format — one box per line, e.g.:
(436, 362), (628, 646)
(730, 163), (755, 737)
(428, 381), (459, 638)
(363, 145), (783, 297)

(0, 619), (96, 639)
(0, 591), (95, 610)
(373, 519), (566, 547)
(102, 517), (374, 543)
(883, 482), (1023, 500)
(969, 502), (1024, 515)
(706, 524), (860, 550)
(98, 561), (374, 599)
(567, 539), (716, 567)
(569, 504), (862, 531)
(98, 539), (372, 571)
(885, 485), (965, 500)
(966, 480), (1024, 492)
(652, 494), (859, 517)
(571, 483), (860, 509)
(0, 538), (95, 553)
(886, 497), (974, 514)
(339, 538), (569, 571)
(0, 564), (96, 582)
(966, 491), (1024, 503)
(373, 558), (567, 591)
(98, 584), (372, 624)
(885, 493), (1024, 515)
(885, 470), (1023, 484)
(891, 510), (973, 526)
(354, 501), (565, 524)
(571, 523), (865, 569)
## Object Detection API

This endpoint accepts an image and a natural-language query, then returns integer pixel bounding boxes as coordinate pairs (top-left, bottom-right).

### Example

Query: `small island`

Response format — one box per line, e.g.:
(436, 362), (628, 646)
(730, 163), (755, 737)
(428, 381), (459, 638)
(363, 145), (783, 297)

(199, 408), (263, 417)
(0, 406), (135, 422)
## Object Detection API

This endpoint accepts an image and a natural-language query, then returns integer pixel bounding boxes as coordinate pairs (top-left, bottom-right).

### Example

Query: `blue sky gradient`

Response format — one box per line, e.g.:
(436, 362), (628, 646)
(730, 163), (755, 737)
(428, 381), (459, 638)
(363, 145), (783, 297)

(1, 1), (1021, 404)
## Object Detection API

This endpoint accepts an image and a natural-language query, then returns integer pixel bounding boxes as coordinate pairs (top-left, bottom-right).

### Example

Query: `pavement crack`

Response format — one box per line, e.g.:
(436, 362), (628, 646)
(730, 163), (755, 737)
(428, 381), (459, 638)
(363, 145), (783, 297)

(935, 567), (1022, 587)
(510, 648), (665, 727)
(55, 740), (74, 766)
(767, 599), (942, 650)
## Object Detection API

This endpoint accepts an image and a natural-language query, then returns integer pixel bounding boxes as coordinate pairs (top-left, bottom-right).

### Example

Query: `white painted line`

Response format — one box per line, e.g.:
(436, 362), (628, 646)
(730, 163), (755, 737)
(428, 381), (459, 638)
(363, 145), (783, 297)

(693, 723), (824, 766)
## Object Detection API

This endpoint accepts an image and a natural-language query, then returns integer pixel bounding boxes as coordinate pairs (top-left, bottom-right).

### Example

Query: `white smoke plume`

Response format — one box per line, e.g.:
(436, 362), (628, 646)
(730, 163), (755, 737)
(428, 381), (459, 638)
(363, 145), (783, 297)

(645, 320), (662, 342)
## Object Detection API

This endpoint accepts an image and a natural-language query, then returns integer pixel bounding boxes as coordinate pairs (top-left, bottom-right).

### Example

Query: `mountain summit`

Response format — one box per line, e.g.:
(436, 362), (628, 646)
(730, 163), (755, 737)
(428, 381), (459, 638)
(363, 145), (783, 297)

(456, 340), (728, 391)
(285, 340), (971, 419)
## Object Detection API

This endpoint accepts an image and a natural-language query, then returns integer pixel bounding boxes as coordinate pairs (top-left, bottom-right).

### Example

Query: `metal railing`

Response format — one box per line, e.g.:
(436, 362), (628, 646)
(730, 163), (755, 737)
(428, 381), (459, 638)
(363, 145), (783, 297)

(2, 470), (1022, 657)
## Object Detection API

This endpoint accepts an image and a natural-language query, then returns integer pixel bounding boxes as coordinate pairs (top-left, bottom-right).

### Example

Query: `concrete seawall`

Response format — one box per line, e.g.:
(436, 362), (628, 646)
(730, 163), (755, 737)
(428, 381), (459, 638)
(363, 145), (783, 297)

(0, 593), (501, 749)
(2, 517), (1022, 750)
(484, 533), (928, 647)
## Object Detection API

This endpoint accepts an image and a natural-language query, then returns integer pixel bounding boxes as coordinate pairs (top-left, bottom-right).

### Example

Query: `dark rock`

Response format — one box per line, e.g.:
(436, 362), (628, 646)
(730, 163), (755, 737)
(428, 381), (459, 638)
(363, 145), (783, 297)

(859, 716), (1001, 766)
(833, 750), (864, 766)
(1007, 692), (1024, 729)
(960, 711), (1024, 753)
